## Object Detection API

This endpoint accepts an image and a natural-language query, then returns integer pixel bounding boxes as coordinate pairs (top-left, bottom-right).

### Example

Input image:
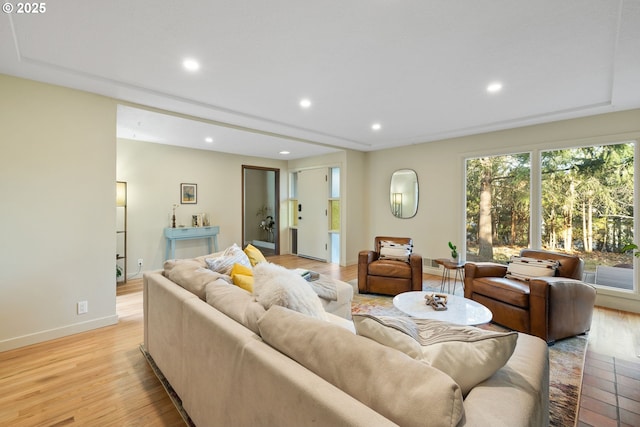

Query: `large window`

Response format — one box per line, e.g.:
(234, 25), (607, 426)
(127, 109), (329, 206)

(541, 143), (635, 290)
(465, 141), (635, 291)
(465, 153), (531, 263)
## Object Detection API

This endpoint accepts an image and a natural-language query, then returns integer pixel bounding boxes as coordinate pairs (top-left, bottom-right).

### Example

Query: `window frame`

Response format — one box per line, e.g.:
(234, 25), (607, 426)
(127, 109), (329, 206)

(462, 138), (638, 298)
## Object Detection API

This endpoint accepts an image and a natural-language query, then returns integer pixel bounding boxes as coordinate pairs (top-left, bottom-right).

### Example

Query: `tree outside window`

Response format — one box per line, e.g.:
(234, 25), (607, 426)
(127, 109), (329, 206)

(465, 141), (635, 291)
(466, 153), (530, 263)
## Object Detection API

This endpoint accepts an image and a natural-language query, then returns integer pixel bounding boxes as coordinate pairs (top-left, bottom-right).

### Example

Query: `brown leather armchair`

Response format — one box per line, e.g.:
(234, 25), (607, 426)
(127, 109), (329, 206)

(358, 236), (423, 296)
(464, 249), (596, 344)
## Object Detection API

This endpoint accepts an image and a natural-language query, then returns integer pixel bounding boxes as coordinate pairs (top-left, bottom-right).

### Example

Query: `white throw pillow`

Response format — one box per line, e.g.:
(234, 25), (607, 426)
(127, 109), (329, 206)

(505, 256), (558, 281)
(353, 314), (518, 396)
(205, 243), (252, 275)
(378, 240), (412, 262)
(252, 262), (327, 320)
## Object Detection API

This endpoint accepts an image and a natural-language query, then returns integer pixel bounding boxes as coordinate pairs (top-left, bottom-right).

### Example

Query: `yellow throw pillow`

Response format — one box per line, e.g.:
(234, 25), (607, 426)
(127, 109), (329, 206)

(244, 244), (267, 266)
(231, 263), (254, 292)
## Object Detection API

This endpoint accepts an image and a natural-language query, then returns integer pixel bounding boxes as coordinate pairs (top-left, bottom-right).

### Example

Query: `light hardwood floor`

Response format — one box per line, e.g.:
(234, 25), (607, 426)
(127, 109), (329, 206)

(1, 255), (638, 426)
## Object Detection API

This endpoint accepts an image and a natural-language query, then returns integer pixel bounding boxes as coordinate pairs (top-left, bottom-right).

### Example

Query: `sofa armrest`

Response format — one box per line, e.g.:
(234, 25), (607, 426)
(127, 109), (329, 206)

(464, 262), (508, 298)
(465, 262), (508, 279)
(409, 253), (423, 291)
(529, 277), (597, 343)
(359, 250), (378, 264)
(357, 250), (378, 294)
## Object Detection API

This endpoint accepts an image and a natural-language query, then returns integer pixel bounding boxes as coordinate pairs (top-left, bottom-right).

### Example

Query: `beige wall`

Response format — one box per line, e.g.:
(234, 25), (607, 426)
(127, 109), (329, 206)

(116, 139), (288, 273)
(367, 109), (640, 312)
(0, 75), (118, 351)
(2, 74), (639, 353)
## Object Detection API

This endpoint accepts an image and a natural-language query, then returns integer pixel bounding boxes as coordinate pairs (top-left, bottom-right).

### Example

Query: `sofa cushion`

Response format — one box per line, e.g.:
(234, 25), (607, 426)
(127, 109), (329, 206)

(473, 277), (531, 308)
(244, 243), (267, 266)
(205, 243), (252, 275)
(258, 306), (464, 427)
(205, 280), (266, 334)
(353, 314), (518, 396)
(164, 259), (231, 299)
(378, 240), (412, 262)
(368, 259), (412, 279)
(505, 256), (558, 281)
(252, 262), (327, 320)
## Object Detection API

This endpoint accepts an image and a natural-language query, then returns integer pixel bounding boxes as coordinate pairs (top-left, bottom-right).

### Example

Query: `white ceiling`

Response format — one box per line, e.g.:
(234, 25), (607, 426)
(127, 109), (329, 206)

(2, 1), (639, 160)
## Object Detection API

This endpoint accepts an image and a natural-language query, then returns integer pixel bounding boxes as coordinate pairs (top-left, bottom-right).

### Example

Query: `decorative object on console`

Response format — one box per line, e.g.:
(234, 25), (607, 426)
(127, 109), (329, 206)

(180, 183), (197, 204)
(192, 213), (203, 227)
(171, 203), (179, 228)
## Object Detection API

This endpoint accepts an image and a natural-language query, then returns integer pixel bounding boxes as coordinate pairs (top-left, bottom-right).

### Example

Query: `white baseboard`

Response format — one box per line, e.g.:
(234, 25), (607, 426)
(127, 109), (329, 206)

(595, 292), (640, 314)
(0, 314), (118, 352)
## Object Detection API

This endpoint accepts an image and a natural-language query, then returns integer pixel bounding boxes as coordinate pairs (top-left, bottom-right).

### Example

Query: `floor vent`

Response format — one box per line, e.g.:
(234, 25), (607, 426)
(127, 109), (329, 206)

(422, 258), (442, 275)
(423, 258), (441, 268)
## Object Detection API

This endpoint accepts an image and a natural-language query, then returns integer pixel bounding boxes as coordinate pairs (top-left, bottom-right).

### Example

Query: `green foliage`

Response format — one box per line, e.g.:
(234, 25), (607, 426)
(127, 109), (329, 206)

(466, 142), (635, 265)
(622, 243), (640, 258)
(448, 241), (458, 258)
(116, 265), (123, 278)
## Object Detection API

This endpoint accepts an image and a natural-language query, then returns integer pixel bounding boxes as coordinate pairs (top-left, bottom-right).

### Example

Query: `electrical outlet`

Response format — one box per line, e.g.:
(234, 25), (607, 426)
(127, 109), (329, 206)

(137, 258), (143, 266)
(77, 301), (88, 315)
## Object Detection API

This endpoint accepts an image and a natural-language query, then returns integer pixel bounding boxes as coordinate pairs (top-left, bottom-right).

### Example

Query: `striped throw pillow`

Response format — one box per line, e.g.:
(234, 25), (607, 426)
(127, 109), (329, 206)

(379, 240), (412, 262)
(505, 256), (559, 281)
(205, 243), (252, 275)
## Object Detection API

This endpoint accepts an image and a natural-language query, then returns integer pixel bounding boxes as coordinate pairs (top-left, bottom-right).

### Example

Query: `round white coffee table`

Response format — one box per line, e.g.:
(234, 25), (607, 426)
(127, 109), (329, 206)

(392, 291), (492, 326)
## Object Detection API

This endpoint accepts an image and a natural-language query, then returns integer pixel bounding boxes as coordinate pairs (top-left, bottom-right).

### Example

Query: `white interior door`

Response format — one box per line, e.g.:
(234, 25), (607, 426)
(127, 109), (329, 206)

(297, 168), (328, 261)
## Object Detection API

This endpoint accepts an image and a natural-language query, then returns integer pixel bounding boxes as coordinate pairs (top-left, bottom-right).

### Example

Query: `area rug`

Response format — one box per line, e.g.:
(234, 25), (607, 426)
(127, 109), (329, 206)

(352, 293), (587, 427)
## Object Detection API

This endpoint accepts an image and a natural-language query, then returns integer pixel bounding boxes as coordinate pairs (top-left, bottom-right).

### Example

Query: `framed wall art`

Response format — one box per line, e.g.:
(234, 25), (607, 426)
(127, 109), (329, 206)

(181, 183), (197, 204)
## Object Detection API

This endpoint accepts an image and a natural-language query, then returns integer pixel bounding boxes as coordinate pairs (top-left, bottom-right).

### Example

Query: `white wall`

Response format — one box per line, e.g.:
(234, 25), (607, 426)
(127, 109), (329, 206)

(116, 139), (288, 274)
(0, 75), (118, 351)
(367, 108), (640, 313)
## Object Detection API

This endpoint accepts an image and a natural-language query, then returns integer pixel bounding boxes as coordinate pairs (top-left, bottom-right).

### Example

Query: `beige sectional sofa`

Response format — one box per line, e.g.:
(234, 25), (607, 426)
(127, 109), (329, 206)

(143, 254), (550, 427)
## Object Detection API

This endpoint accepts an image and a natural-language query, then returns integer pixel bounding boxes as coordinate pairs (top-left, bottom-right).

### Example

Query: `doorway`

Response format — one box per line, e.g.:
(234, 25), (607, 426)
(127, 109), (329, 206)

(242, 165), (279, 256)
(296, 167), (329, 261)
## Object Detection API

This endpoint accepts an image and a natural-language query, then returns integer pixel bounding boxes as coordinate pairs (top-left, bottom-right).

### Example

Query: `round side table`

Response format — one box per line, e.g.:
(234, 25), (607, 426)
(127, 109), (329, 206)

(435, 258), (465, 294)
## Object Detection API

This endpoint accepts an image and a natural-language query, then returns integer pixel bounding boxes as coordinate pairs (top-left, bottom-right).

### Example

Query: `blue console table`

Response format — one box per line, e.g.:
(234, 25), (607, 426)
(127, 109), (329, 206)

(164, 226), (220, 260)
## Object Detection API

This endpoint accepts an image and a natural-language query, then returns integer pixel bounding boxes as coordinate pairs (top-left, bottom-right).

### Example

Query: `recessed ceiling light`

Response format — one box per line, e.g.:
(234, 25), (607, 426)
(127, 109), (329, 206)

(487, 82), (503, 93)
(371, 123), (382, 131)
(205, 137), (213, 143)
(183, 58), (200, 72)
(299, 98), (312, 109)
(280, 151), (290, 155)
